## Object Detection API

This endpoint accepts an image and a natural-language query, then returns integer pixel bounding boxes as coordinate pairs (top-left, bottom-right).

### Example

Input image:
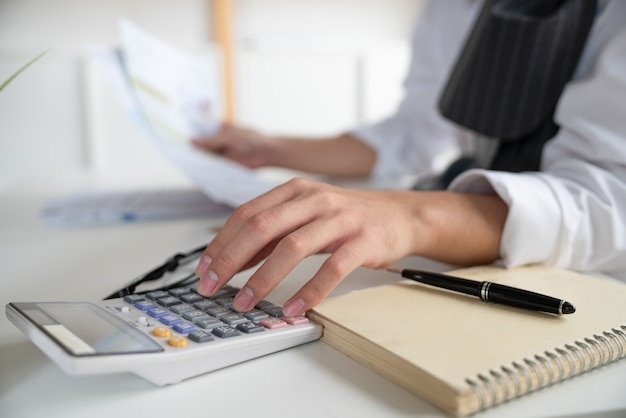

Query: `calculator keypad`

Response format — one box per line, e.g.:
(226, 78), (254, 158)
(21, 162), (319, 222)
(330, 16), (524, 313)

(119, 284), (309, 348)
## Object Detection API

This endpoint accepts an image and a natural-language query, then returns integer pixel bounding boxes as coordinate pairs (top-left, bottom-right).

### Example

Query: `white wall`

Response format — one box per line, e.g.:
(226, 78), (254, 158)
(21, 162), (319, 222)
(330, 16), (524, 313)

(0, 0), (422, 191)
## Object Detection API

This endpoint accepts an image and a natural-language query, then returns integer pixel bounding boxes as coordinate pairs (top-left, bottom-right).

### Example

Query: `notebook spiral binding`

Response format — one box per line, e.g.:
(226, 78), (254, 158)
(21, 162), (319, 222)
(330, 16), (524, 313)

(466, 324), (626, 411)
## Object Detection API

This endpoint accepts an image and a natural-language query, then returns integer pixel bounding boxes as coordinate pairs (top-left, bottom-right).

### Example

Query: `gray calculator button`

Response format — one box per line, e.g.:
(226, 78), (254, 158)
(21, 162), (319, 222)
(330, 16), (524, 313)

(180, 293), (205, 304)
(157, 296), (182, 307)
(221, 313), (247, 326)
(237, 322), (265, 334)
(264, 306), (284, 317)
(215, 297), (235, 308)
(182, 310), (210, 322)
(206, 306), (231, 318)
(170, 304), (195, 314)
(124, 295), (144, 304)
(169, 287), (191, 297)
(188, 330), (214, 343)
(212, 326), (240, 338)
(243, 309), (269, 321)
(193, 300), (218, 311)
(195, 318), (223, 330)
(146, 290), (169, 300)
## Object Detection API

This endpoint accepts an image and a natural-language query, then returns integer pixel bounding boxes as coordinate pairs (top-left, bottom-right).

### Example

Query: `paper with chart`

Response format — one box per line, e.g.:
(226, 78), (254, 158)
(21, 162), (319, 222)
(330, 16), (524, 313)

(117, 17), (273, 207)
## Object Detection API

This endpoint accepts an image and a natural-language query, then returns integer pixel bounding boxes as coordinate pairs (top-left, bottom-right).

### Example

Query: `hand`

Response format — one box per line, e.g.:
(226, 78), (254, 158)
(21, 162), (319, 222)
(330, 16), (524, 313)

(192, 122), (278, 168)
(195, 178), (507, 317)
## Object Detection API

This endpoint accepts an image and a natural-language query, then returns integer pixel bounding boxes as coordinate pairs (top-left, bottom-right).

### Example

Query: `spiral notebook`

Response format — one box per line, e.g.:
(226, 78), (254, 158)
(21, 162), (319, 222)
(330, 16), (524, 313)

(308, 265), (626, 417)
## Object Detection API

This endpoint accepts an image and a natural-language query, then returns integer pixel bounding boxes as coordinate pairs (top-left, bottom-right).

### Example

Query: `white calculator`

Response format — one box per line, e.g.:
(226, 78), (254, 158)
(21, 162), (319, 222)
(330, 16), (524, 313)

(6, 282), (322, 385)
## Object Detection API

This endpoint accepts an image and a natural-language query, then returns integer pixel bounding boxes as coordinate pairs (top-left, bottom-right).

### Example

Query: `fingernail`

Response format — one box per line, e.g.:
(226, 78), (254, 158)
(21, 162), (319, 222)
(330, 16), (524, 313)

(233, 287), (255, 312)
(283, 297), (306, 317)
(198, 270), (219, 296)
(196, 255), (212, 276)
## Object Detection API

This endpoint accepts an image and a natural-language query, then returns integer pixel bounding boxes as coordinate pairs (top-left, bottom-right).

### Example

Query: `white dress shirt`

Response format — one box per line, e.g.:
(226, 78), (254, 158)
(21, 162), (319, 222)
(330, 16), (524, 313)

(352, 0), (626, 281)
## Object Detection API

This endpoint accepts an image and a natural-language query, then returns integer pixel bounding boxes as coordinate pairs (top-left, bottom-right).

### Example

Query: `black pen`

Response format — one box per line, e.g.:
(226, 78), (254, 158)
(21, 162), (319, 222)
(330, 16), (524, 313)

(386, 268), (576, 315)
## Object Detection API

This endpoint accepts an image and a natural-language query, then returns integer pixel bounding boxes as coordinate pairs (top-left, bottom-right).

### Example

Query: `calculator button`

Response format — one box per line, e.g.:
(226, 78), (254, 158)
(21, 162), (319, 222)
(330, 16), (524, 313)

(168, 335), (188, 347)
(264, 306), (285, 317)
(195, 318), (223, 330)
(282, 316), (309, 325)
(182, 310), (211, 322)
(147, 307), (169, 318)
(188, 330), (214, 343)
(255, 300), (274, 310)
(215, 297), (235, 308)
(212, 326), (240, 338)
(173, 322), (198, 334)
(153, 326), (171, 338)
(221, 313), (248, 326)
(206, 306), (232, 318)
(169, 304), (195, 314)
(237, 322), (265, 334)
(180, 293), (205, 304)
(243, 309), (269, 321)
(134, 301), (157, 311)
(157, 296), (182, 307)
(160, 314), (183, 326)
(260, 318), (288, 330)
(146, 290), (169, 300)
(193, 300), (218, 311)
(124, 295), (145, 304)
(169, 287), (191, 297)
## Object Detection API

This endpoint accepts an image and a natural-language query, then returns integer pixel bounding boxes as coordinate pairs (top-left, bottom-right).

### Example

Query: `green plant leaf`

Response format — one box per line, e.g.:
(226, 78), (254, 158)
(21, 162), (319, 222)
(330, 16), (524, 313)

(0, 49), (49, 93)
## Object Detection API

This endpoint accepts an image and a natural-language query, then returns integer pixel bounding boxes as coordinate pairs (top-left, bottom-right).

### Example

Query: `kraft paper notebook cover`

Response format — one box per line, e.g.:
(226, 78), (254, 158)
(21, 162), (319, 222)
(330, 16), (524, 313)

(308, 265), (626, 417)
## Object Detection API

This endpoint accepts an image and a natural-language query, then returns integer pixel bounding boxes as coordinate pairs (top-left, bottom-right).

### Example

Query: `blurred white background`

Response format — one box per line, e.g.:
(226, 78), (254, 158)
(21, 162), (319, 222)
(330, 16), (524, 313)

(0, 0), (423, 192)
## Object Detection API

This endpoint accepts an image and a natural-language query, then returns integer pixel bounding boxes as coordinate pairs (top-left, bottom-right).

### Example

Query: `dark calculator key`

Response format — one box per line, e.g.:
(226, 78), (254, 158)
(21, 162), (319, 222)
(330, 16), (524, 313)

(264, 306), (284, 317)
(169, 287), (191, 297)
(182, 310), (211, 322)
(237, 322), (265, 334)
(221, 313), (248, 326)
(169, 304), (195, 314)
(157, 296), (182, 307)
(255, 300), (274, 310)
(146, 290), (169, 300)
(206, 306), (232, 318)
(212, 325), (240, 338)
(215, 297), (235, 308)
(188, 330), (214, 343)
(195, 318), (223, 330)
(193, 300), (218, 311)
(124, 295), (145, 304)
(244, 309), (270, 321)
(180, 293), (205, 304)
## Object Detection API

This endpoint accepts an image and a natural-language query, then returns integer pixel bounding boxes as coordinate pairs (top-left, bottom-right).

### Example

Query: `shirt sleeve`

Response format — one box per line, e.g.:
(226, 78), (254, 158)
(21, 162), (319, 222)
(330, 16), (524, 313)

(350, 1), (479, 180)
(450, 24), (626, 281)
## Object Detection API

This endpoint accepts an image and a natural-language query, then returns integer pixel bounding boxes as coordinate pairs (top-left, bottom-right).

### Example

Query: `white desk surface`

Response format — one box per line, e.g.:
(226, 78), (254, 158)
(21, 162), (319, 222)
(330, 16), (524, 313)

(1, 174), (626, 418)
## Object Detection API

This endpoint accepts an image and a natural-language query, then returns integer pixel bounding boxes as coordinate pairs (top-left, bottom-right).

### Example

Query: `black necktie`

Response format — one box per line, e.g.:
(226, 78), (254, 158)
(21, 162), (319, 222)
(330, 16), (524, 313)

(415, 0), (597, 190)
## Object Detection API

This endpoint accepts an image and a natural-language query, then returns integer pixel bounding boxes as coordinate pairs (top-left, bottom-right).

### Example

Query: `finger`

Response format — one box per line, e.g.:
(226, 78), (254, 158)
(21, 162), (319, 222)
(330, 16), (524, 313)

(282, 243), (364, 317)
(196, 179), (322, 295)
(231, 211), (354, 312)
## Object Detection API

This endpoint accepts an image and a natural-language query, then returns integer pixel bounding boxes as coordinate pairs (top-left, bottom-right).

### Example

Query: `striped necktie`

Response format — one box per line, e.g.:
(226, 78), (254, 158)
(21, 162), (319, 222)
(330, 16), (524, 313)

(415, 0), (597, 190)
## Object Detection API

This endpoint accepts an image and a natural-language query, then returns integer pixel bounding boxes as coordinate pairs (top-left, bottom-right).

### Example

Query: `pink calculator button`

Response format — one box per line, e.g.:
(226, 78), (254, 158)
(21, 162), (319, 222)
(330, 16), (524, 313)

(282, 316), (309, 325)
(259, 317), (288, 329)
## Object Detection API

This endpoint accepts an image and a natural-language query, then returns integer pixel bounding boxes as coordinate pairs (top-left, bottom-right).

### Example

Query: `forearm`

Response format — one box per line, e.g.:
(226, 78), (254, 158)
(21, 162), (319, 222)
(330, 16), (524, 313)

(269, 133), (377, 177)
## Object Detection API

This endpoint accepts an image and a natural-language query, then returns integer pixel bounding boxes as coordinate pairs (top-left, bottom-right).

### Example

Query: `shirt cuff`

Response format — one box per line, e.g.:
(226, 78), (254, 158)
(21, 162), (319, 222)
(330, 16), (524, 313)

(449, 169), (565, 268)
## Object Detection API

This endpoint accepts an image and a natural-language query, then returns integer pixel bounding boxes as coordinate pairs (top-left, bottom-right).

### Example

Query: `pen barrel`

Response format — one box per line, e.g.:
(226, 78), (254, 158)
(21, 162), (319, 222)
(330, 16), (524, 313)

(408, 272), (481, 297)
(481, 282), (564, 315)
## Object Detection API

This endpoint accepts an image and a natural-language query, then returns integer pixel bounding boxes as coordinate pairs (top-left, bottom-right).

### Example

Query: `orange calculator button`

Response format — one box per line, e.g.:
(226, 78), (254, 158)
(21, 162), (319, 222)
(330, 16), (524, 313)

(168, 335), (188, 347)
(153, 326), (171, 338)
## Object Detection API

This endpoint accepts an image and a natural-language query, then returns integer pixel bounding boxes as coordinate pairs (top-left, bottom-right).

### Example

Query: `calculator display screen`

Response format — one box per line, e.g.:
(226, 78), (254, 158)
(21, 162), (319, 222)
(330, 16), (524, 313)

(22, 302), (163, 356)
